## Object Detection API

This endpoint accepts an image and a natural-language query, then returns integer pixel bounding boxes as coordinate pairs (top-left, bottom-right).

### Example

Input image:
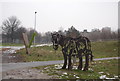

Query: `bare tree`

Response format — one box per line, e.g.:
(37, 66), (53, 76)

(41, 31), (51, 43)
(27, 28), (36, 41)
(89, 29), (101, 41)
(2, 16), (21, 43)
(101, 27), (112, 41)
(35, 32), (42, 43)
(15, 27), (27, 43)
(66, 26), (80, 38)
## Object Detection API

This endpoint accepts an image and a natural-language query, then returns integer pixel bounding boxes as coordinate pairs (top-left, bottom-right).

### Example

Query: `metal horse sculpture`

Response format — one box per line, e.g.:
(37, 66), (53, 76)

(51, 32), (93, 71)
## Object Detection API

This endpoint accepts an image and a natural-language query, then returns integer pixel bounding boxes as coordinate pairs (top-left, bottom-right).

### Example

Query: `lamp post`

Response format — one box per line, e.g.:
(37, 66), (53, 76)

(34, 11), (37, 45)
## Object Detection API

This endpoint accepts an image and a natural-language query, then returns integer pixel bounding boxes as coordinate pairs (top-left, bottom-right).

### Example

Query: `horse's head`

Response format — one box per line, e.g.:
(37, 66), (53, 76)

(51, 32), (61, 50)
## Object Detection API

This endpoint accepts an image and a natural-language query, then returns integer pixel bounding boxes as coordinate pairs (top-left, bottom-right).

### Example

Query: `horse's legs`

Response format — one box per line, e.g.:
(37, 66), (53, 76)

(83, 54), (89, 71)
(78, 54), (83, 70)
(62, 54), (67, 69)
(62, 48), (67, 69)
(68, 49), (72, 70)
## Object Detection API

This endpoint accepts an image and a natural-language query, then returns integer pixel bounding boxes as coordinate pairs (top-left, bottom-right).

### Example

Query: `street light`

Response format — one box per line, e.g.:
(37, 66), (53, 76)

(34, 12), (37, 31)
(34, 11), (37, 45)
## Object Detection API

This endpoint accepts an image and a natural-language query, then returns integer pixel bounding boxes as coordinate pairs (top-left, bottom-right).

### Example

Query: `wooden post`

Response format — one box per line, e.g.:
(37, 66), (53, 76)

(22, 33), (30, 54)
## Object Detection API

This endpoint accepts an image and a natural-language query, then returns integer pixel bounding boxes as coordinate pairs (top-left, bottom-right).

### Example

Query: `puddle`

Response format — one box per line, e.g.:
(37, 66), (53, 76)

(33, 44), (52, 47)
(1, 46), (25, 54)
(63, 72), (67, 75)
(98, 72), (104, 74)
(114, 76), (118, 78)
(106, 77), (115, 79)
(99, 74), (118, 79)
(76, 76), (79, 78)
(73, 66), (77, 69)
(2, 49), (17, 54)
(99, 75), (107, 79)
(54, 64), (63, 69)
(8, 56), (16, 59)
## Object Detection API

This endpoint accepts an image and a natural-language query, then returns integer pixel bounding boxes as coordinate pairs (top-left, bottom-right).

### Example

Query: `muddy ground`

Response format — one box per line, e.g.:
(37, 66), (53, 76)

(2, 53), (24, 63)
(2, 67), (57, 79)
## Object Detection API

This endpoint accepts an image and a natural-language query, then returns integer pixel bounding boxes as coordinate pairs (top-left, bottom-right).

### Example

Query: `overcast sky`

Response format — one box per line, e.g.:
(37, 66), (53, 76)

(0, 0), (118, 33)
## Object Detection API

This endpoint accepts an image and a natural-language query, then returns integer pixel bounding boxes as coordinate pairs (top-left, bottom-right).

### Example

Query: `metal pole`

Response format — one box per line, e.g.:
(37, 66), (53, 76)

(34, 12), (37, 45)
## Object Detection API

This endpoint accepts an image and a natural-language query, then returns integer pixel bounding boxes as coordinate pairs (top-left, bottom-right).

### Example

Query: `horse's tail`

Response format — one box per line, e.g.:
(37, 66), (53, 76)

(90, 51), (94, 61)
(88, 42), (94, 61)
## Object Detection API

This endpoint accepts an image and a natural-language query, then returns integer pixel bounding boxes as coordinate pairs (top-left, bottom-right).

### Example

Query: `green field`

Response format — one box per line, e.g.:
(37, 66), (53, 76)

(92, 41), (118, 58)
(33, 59), (119, 79)
(16, 41), (118, 62)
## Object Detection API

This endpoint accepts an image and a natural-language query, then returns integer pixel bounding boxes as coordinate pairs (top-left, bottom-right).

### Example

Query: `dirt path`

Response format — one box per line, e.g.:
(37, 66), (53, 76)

(2, 67), (56, 79)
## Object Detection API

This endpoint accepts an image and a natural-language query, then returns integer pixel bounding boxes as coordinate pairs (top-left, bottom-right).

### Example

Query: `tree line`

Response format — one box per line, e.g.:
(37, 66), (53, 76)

(1, 16), (119, 44)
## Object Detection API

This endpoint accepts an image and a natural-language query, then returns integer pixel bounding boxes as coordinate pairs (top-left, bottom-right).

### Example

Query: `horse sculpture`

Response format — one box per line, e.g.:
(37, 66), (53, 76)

(51, 32), (93, 71)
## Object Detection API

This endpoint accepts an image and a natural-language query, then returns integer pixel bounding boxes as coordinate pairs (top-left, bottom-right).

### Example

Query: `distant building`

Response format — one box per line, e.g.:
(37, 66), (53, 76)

(81, 29), (101, 41)
(81, 29), (88, 36)
(102, 27), (111, 34)
(80, 29), (90, 38)
(101, 27), (111, 40)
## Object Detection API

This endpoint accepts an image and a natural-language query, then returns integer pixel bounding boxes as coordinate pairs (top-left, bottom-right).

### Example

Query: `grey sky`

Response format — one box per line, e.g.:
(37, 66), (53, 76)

(0, 0), (118, 33)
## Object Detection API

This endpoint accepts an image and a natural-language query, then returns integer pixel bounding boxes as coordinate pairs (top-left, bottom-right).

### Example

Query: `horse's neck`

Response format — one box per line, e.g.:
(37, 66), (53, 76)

(59, 36), (65, 47)
(59, 36), (71, 48)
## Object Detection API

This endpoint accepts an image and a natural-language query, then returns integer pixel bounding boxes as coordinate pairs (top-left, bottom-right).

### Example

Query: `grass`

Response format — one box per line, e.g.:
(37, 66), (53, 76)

(32, 59), (120, 79)
(92, 41), (118, 58)
(16, 45), (63, 62)
(1, 43), (24, 46)
(15, 40), (118, 62)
